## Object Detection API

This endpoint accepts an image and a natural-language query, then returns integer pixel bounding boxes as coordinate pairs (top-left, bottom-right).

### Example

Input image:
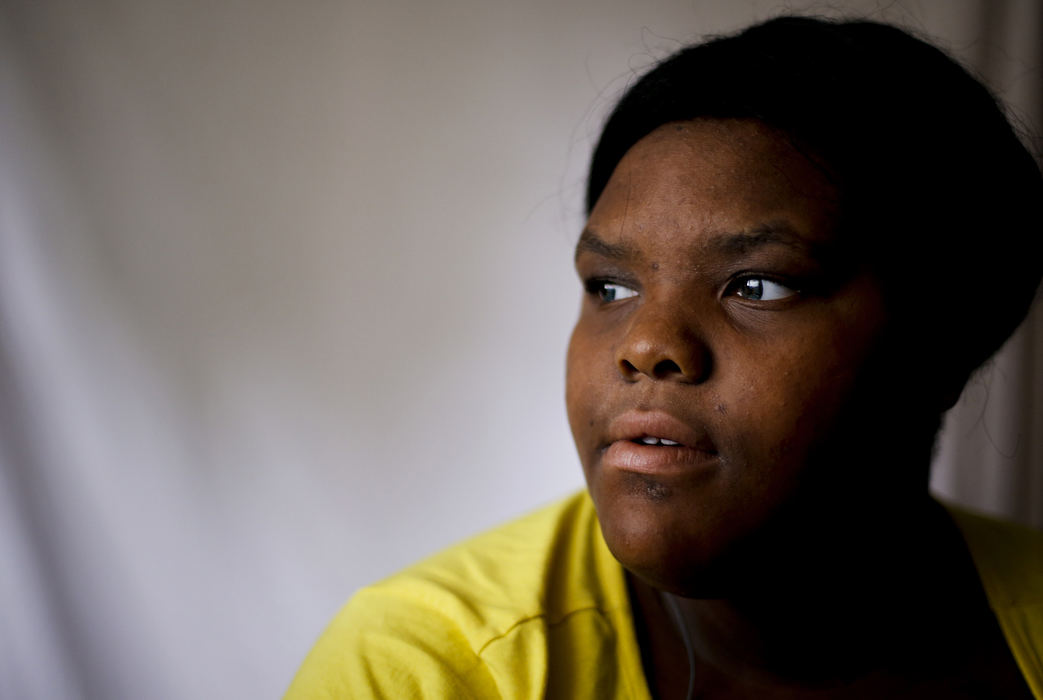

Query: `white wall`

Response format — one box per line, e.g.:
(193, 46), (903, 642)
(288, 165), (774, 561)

(1, 1), (1039, 698)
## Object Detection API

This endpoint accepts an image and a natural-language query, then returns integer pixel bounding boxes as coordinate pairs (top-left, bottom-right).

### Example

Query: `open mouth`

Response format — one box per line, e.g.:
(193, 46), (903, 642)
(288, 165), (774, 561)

(635, 436), (682, 446)
(602, 411), (720, 473)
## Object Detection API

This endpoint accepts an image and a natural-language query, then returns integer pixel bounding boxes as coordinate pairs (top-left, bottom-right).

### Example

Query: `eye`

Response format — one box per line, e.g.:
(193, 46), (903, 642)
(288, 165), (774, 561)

(731, 277), (797, 301)
(587, 280), (639, 303)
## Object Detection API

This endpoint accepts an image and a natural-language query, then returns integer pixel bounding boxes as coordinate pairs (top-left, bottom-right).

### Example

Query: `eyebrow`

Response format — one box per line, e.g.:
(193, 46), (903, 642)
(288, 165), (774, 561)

(574, 228), (635, 262)
(575, 223), (820, 263)
(704, 224), (818, 256)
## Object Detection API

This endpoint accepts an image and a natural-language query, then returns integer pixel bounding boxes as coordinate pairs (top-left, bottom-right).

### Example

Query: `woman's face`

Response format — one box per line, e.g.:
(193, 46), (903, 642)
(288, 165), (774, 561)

(566, 120), (895, 595)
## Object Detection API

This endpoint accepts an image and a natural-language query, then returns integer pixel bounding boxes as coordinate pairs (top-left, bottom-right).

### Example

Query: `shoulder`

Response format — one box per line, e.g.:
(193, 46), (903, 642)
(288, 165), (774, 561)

(286, 491), (646, 699)
(945, 504), (1043, 698)
(946, 504), (1043, 608)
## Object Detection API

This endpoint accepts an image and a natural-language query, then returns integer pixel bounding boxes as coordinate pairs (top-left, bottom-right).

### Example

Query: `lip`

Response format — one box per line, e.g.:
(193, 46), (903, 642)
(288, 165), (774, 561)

(601, 410), (719, 477)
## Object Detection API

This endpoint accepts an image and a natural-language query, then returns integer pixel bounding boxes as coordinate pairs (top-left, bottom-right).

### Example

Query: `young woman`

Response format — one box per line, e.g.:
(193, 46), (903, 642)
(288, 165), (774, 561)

(288, 16), (1042, 699)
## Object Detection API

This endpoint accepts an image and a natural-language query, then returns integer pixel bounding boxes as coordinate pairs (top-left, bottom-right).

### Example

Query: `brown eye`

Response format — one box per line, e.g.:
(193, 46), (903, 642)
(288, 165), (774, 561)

(589, 281), (638, 303)
(734, 277), (797, 301)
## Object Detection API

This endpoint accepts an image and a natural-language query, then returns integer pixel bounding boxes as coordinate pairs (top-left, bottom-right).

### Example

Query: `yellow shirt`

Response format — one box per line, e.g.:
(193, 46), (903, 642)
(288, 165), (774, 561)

(286, 492), (1043, 699)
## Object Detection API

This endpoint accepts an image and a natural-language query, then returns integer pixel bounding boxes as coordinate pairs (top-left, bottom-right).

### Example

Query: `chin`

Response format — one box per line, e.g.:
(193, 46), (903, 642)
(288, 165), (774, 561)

(590, 468), (809, 598)
(592, 486), (748, 598)
(609, 537), (740, 599)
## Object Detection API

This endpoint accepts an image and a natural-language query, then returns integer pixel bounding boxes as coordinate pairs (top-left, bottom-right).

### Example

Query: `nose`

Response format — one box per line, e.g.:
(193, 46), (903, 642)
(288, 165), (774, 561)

(616, 303), (711, 383)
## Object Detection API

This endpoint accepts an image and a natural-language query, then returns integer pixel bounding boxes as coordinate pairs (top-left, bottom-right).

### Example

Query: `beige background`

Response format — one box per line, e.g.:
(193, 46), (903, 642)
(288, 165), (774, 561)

(1, 1), (1039, 698)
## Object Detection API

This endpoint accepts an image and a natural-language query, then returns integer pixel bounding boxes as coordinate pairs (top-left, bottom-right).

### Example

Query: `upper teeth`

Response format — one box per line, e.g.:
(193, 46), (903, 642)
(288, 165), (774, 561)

(640, 437), (680, 446)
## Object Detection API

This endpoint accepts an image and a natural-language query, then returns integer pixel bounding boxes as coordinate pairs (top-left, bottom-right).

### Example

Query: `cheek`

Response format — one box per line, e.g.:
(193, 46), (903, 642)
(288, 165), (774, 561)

(726, 326), (886, 466)
(755, 335), (884, 456)
(564, 325), (596, 442)
(565, 322), (616, 465)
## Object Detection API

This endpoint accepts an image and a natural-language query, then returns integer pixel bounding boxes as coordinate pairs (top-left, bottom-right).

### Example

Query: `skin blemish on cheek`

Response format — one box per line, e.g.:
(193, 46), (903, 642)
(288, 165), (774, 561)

(716, 403), (727, 414)
(651, 262), (660, 270)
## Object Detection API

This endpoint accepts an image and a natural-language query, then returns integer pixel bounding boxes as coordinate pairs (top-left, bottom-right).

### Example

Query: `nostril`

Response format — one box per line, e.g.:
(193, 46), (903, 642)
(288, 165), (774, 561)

(652, 359), (684, 378)
(616, 332), (712, 383)
(618, 359), (640, 378)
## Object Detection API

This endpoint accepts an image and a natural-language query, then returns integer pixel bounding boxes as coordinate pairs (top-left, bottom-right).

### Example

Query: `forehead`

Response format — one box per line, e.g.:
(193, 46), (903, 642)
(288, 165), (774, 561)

(587, 120), (841, 254)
